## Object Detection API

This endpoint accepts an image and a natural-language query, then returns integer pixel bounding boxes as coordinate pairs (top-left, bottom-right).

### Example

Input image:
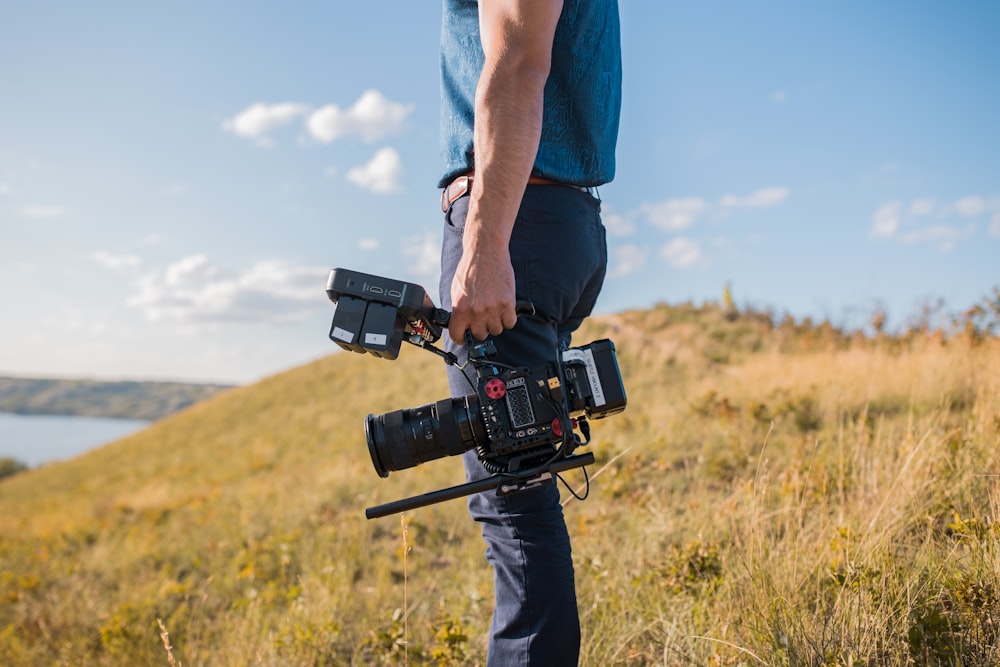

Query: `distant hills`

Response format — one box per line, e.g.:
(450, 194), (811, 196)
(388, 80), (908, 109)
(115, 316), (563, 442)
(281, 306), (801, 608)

(0, 376), (235, 420)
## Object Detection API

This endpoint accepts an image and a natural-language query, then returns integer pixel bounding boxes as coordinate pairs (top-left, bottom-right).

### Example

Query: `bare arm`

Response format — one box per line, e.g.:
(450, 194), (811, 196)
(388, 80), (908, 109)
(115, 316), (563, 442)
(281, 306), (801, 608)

(447, 0), (564, 344)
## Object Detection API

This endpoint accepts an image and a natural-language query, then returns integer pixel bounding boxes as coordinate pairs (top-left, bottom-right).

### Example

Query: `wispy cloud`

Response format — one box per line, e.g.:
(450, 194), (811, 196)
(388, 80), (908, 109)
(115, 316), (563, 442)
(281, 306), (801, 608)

(222, 90), (413, 147)
(642, 197), (707, 231)
(402, 230), (440, 279)
(222, 102), (311, 145)
(720, 187), (789, 209)
(909, 198), (935, 216)
(870, 195), (999, 251)
(20, 205), (69, 220)
(870, 202), (901, 238)
(346, 147), (404, 194)
(898, 224), (975, 252)
(306, 89), (414, 144)
(92, 251), (141, 272)
(606, 187), (788, 273)
(128, 254), (327, 325)
(602, 206), (635, 237)
(660, 237), (702, 268)
(953, 196), (987, 217)
(608, 244), (647, 278)
(161, 183), (187, 196)
(640, 187), (789, 232)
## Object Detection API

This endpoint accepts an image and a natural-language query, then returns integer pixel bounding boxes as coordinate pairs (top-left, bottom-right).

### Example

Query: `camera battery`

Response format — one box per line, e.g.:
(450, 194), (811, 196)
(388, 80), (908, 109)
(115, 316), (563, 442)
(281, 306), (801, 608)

(588, 339), (627, 416)
(562, 339), (627, 418)
(360, 302), (405, 360)
(329, 296), (368, 354)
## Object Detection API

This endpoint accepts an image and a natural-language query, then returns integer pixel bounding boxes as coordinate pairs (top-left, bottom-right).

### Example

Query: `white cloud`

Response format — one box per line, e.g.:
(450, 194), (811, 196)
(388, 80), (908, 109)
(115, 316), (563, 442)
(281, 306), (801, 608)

(909, 198), (935, 216)
(307, 89), (414, 144)
(608, 244), (647, 278)
(720, 187), (789, 209)
(870, 201), (901, 238)
(771, 90), (788, 104)
(871, 196), (999, 250)
(222, 102), (311, 144)
(346, 147), (404, 194)
(660, 237), (702, 268)
(899, 224), (975, 252)
(954, 196), (985, 217)
(128, 254), (328, 325)
(642, 197), (707, 231)
(161, 183), (187, 196)
(602, 207), (635, 236)
(92, 251), (141, 272)
(359, 238), (380, 250)
(21, 205), (68, 220)
(402, 231), (440, 278)
(640, 187), (789, 233)
(0, 183), (10, 196)
(164, 253), (224, 286)
(610, 187), (791, 268)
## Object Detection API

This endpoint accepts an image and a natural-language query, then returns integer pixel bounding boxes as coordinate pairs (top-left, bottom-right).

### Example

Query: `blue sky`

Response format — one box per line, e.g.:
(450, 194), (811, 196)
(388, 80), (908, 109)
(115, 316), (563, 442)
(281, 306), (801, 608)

(1, 2), (997, 384)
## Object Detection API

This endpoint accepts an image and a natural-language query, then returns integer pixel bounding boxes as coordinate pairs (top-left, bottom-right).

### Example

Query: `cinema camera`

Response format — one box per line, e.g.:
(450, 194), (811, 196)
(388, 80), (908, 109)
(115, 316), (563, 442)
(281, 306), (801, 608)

(326, 268), (627, 519)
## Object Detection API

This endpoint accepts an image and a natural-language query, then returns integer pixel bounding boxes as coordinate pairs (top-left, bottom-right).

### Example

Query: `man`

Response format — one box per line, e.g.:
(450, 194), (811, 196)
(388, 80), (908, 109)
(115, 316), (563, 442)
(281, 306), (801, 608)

(438, 0), (621, 664)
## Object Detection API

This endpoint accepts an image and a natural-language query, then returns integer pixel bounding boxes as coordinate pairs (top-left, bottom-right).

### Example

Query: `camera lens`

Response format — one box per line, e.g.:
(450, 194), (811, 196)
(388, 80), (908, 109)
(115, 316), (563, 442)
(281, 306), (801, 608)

(365, 395), (486, 477)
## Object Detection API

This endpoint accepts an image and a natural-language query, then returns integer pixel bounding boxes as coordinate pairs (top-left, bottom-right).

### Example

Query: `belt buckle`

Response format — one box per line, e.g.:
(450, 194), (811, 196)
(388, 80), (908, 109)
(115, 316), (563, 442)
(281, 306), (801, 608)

(441, 175), (471, 212)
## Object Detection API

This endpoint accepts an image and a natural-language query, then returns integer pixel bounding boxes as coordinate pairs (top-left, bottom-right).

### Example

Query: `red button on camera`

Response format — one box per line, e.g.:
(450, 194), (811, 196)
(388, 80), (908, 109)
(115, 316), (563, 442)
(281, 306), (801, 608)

(485, 378), (506, 400)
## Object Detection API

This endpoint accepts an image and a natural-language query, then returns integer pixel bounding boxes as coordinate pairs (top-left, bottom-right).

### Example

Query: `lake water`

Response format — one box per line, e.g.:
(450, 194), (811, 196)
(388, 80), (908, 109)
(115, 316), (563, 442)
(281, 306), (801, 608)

(0, 413), (149, 467)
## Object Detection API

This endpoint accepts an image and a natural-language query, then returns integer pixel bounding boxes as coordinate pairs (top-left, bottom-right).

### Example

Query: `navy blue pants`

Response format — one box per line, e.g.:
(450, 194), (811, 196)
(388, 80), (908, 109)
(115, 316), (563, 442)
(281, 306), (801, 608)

(439, 184), (607, 666)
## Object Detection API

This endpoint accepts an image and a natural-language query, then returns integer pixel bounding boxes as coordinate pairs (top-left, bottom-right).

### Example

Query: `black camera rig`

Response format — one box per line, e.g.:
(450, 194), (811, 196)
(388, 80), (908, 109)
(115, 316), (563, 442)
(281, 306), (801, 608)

(326, 268), (627, 519)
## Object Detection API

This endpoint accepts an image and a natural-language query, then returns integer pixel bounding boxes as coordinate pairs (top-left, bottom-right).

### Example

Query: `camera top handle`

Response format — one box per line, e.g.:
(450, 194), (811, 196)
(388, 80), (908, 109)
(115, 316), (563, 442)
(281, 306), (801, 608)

(406, 300), (538, 367)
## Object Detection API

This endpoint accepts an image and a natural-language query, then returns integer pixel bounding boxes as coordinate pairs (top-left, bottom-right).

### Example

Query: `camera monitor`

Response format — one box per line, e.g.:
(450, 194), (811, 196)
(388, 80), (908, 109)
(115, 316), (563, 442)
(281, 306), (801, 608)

(326, 268), (440, 360)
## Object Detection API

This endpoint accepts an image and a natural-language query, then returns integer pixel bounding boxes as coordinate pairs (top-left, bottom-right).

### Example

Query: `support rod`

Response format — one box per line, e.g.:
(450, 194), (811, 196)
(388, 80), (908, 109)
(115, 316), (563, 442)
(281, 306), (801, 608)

(365, 452), (594, 519)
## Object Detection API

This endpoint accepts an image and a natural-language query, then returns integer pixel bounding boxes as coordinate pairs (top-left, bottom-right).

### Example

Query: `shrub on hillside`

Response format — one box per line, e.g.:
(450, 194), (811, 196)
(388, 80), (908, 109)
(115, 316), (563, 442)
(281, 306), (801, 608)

(0, 457), (28, 481)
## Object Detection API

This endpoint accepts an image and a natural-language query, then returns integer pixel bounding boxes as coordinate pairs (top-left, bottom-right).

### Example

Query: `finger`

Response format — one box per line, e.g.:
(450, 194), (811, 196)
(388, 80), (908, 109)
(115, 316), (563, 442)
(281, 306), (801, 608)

(448, 314), (469, 344)
(451, 325), (475, 345)
(500, 309), (518, 331)
(471, 321), (490, 342)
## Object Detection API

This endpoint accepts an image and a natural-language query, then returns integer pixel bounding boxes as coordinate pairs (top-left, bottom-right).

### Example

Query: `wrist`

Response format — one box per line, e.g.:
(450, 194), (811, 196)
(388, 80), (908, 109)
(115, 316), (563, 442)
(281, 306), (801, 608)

(462, 209), (512, 253)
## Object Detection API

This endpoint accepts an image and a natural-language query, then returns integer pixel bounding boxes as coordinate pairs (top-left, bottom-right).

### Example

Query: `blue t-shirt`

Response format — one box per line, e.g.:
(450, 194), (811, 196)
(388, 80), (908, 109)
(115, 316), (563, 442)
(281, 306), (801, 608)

(439, 0), (622, 188)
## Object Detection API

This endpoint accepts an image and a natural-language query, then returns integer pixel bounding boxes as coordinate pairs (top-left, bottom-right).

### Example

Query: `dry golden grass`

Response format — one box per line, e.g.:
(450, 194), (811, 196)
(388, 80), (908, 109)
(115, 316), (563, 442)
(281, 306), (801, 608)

(1, 300), (997, 665)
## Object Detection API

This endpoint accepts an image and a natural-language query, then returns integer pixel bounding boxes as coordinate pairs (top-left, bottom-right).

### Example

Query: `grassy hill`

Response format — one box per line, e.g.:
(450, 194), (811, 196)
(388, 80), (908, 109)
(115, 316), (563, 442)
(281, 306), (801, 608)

(0, 302), (998, 665)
